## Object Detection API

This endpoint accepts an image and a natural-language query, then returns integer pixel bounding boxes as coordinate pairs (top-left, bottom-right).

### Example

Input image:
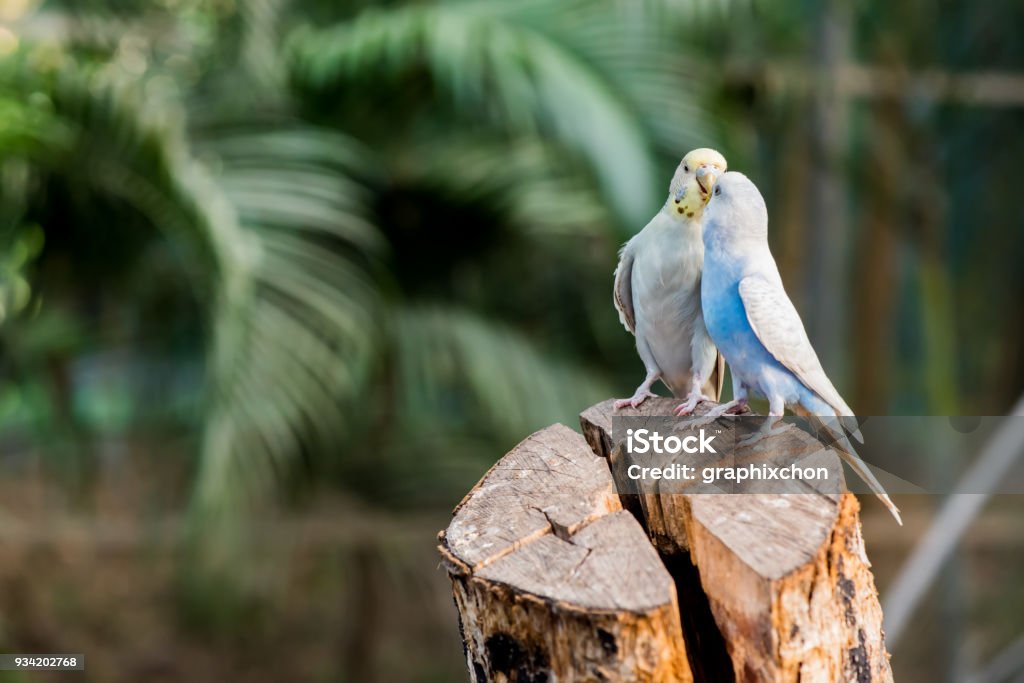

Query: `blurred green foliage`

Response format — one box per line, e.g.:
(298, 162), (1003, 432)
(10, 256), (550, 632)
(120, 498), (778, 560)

(0, 0), (741, 517)
(0, 0), (1021, 515)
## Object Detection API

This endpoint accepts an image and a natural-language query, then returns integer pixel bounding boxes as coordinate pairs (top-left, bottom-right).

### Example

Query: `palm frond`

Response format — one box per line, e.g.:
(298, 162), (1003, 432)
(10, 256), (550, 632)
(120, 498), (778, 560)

(393, 304), (610, 442)
(191, 125), (385, 514)
(541, 1), (717, 154)
(0, 54), (383, 518)
(201, 126), (383, 249)
(334, 303), (613, 506)
(615, 0), (753, 25)
(391, 134), (611, 237)
(289, 0), (667, 227)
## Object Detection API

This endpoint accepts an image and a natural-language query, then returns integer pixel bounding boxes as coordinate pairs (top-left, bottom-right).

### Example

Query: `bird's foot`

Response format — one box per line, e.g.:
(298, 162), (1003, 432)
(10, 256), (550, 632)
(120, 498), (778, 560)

(701, 398), (749, 420)
(676, 398), (751, 431)
(724, 399), (750, 415)
(614, 389), (658, 410)
(673, 392), (713, 416)
(736, 422), (788, 449)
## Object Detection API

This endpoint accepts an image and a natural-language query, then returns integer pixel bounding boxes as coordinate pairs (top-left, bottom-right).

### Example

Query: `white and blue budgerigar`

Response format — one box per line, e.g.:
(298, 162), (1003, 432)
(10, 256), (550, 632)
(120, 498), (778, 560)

(698, 171), (901, 524)
(613, 148), (727, 413)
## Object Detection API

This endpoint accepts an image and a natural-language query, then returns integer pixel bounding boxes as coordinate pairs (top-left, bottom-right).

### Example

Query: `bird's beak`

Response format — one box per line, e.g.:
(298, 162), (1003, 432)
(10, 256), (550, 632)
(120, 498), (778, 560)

(696, 166), (718, 202)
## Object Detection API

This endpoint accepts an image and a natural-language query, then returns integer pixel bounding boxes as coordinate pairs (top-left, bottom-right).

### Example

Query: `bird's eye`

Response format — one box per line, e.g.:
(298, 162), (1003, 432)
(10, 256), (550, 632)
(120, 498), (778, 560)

(714, 187), (721, 196)
(683, 165), (689, 173)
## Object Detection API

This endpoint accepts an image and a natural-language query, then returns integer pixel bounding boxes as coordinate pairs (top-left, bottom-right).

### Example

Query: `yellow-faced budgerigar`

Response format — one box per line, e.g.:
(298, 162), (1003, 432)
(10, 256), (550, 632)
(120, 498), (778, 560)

(698, 171), (901, 524)
(613, 148), (727, 413)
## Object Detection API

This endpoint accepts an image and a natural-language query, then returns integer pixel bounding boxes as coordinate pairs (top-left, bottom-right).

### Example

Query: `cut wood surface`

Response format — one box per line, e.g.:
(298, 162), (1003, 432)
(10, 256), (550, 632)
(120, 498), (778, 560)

(441, 401), (894, 683)
(439, 423), (693, 682)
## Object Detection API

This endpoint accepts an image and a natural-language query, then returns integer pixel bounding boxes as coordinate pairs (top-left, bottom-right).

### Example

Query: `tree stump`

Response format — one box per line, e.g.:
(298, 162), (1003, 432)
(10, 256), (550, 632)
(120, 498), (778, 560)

(438, 424), (693, 682)
(440, 401), (894, 682)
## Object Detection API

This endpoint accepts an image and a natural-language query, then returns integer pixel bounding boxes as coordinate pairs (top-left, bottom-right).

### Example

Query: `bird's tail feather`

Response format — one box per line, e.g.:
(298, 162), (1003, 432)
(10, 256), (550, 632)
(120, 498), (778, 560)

(840, 415), (864, 444)
(807, 414), (902, 525)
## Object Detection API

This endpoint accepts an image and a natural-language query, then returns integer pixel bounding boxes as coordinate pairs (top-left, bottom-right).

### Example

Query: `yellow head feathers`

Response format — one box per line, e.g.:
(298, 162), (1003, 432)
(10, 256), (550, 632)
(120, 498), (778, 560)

(667, 148), (727, 220)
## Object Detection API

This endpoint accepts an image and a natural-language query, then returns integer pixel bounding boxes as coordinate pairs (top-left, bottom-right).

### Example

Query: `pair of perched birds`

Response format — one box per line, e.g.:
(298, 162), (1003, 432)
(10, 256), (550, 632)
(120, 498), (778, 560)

(613, 149), (901, 524)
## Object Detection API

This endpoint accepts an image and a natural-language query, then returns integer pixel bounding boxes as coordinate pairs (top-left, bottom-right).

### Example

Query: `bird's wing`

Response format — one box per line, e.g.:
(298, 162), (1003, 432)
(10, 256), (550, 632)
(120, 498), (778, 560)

(738, 275), (856, 421)
(613, 237), (637, 334)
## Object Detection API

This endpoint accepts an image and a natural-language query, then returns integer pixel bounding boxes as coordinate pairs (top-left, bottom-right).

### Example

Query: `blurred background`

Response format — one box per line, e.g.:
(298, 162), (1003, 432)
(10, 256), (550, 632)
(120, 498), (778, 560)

(0, 0), (1021, 681)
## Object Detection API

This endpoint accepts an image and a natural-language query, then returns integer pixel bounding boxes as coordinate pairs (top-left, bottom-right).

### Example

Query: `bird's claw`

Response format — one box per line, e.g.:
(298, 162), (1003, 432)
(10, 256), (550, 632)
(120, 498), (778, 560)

(700, 398), (748, 420)
(736, 423), (788, 449)
(724, 400), (749, 415)
(673, 393), (712, 416)
(614, 390), (658, 410)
